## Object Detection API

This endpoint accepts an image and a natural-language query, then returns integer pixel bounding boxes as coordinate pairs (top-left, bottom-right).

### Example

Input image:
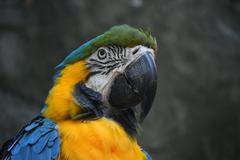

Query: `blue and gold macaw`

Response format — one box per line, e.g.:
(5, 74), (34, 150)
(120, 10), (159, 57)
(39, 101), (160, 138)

(0, 25), (157, 160)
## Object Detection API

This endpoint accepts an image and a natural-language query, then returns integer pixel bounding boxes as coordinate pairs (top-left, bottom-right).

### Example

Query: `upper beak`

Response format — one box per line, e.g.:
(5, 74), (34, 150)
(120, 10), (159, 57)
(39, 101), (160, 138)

(108, 51), (157, 122)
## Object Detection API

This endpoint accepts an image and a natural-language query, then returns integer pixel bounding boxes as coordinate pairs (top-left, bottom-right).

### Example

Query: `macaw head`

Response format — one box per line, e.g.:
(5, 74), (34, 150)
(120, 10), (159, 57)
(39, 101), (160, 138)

(45, 25), (157, 134)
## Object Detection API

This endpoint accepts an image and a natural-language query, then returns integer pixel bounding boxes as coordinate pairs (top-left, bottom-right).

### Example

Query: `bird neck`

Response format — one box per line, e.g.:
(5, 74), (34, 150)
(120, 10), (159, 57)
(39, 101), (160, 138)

(107, 108), (140, 136)
(43, 60), (89, 121)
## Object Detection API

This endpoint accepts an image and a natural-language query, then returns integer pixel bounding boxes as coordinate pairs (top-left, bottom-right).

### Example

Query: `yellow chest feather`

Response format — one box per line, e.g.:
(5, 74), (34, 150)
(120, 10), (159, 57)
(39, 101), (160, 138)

(58, 118), (146, 160)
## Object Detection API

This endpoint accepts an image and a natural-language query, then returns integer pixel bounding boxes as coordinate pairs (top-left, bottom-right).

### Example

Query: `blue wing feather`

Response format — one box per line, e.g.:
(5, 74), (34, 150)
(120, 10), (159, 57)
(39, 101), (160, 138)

(2, 116), (152, 160)
(142, 148), (153, 160)
(2, 116), (60, 160)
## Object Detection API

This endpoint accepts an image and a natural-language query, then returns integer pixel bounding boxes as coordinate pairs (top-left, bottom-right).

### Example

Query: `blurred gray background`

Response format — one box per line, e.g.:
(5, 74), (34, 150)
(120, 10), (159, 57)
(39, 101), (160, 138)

(0, 0), (240, 159)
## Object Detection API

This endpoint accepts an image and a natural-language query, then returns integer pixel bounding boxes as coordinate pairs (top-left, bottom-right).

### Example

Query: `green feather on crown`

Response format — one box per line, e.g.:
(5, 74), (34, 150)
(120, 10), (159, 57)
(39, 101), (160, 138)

(56, 24), (157, 70)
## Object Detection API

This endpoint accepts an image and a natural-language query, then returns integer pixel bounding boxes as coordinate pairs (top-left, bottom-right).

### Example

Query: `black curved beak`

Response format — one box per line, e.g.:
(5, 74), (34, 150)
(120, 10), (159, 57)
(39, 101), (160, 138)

(108, 52), (157, 122)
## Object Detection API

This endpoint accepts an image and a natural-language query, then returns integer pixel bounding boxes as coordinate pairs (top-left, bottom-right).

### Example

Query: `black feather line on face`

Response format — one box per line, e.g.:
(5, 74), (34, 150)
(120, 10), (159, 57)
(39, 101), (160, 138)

(103, 63), (121, 75)
(109, 47), (115, 60)
(88, 61), (122, 74)
(89, 58), (119, 64)
(88, 46), (127, 76)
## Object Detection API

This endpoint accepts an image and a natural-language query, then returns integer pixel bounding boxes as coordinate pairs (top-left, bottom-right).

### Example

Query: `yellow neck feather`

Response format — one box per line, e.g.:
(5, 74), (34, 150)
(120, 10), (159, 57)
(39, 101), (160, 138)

(43, 60), (89, 121)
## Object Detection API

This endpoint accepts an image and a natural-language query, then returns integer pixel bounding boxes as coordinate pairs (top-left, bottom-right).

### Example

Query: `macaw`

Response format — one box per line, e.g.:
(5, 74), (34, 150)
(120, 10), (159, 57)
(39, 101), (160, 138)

(0, 25), (157, 160)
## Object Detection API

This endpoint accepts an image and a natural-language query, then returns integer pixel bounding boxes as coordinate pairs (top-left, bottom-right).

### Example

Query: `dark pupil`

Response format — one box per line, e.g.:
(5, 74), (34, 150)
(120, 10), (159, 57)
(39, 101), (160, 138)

(98, 49), (106, 59)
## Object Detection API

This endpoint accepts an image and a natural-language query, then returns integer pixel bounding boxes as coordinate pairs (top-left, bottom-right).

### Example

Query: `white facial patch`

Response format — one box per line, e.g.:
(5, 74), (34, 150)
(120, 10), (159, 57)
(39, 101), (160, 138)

(85, 45), (154, 104)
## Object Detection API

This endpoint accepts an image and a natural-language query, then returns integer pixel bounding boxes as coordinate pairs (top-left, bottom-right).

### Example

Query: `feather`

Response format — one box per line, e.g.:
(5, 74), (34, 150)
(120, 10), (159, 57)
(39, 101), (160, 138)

(141, 148), (152, 160)
(2, 116), (60, 160)
(55, 25), (157, 71)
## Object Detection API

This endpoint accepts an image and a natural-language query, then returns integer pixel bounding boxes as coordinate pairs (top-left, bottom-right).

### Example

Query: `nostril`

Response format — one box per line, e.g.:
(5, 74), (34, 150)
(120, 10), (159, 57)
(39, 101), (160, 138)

(132, 48), (140, 55)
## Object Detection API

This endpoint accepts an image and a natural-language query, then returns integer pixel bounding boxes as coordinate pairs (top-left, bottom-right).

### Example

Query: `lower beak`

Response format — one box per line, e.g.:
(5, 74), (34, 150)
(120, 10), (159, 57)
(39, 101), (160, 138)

(108, 52), (157, 122)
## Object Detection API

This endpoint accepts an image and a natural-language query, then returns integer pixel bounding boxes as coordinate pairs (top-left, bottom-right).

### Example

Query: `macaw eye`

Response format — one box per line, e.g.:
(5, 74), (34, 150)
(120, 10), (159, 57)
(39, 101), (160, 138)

(97, 49), (107, 60)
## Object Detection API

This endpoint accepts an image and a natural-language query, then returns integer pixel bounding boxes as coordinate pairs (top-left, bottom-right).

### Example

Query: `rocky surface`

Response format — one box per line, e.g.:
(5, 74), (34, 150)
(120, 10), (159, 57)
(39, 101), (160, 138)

(0, 0), (240, 159)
